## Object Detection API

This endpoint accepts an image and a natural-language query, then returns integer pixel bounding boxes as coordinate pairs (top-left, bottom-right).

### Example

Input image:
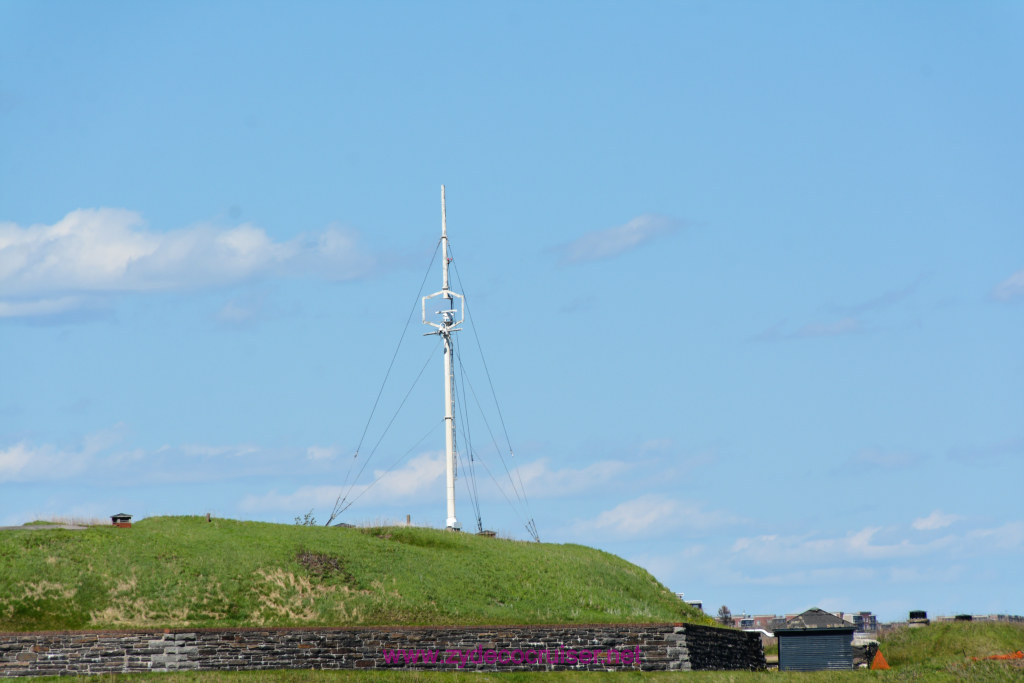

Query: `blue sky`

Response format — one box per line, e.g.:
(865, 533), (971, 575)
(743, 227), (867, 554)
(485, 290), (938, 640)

(1, 1), (1022, 623)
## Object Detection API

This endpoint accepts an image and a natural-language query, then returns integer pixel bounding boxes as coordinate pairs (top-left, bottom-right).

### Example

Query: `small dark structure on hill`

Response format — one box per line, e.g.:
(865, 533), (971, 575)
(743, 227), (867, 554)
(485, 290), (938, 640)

(110, 513), (132, 528)
(776, 608), (854, 671)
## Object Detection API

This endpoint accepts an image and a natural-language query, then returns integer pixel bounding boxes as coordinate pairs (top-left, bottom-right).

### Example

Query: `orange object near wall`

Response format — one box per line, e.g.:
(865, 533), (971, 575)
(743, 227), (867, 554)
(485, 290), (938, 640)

(972, 650), (1024, 661)
(870, 650), (890, 670)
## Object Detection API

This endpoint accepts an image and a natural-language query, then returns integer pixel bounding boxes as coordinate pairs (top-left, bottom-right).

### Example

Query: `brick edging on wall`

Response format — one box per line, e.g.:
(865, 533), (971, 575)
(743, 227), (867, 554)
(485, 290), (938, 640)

(1, 623), (765, 676)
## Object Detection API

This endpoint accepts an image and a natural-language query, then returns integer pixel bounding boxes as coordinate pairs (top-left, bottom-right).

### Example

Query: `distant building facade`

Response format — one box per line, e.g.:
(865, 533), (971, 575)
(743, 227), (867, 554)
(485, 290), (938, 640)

(723, 609), (876, 634)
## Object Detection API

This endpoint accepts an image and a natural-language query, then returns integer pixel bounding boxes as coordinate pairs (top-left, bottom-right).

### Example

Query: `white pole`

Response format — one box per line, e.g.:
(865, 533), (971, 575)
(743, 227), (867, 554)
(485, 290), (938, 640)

(443, 325), (458, 529)
(440, 185), (459, 530)
(422, 186), (462, 531)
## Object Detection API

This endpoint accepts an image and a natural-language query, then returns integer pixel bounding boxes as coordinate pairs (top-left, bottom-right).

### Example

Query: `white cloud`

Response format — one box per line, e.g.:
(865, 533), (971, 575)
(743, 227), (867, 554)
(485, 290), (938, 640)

(740, 567), (876, 587)
(508, 458), (629, 498)
(0, 442), (37, 480)
(217, 300), (259, 325)
(557, 214), (678, 264)
(0, 429), (279, 483)
(586, 495), (681, 535)
(993, 269), (1024, 301)
(731, 526), (955, 564)
(888, 564), (966, 583)
(239, 451), (445, 512)
(912, 510), (961, 531)
(374, 451), (445, 497)
(730, 519), (1024, 573)
(306, 445), (339, 461)
(238, 485), (346, 513)
(0, 295), (95, 318)
(0, 209), (374, 317)
(0, 425), (126, 483)
(966, 521), (1024, 551)
(575, 493), (740, 538)
(179, 444), (259, 458)
(638, 438), (674, 453)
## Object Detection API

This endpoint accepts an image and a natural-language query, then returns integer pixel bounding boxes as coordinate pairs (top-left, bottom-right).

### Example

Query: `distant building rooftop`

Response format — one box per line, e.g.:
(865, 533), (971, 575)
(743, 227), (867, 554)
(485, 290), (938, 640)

(776, 608), (856, 632)
(110, 513), (133, 528)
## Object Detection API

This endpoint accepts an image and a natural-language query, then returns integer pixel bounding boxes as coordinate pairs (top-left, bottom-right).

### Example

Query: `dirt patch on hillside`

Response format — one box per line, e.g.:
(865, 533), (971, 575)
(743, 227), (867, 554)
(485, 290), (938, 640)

(296, 550), (354, 583)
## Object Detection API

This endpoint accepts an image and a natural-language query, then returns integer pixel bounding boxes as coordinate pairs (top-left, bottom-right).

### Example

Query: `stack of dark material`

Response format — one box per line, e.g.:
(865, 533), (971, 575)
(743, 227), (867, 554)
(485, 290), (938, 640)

(908, 610), (930, 627)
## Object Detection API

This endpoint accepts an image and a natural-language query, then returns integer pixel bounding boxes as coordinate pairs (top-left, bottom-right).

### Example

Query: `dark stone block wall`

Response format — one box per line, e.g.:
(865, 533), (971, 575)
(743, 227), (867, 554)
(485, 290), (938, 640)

(0, 623), (764, 677)
(682, 623), (766, 671)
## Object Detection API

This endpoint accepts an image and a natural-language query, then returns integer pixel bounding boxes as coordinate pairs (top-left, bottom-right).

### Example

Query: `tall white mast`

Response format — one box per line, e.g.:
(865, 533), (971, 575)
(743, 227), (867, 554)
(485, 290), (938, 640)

(422, 185), (464, 530)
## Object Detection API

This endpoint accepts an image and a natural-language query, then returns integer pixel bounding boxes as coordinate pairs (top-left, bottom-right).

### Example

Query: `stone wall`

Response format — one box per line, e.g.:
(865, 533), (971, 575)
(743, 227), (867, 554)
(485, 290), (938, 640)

(682, 624), (767, 671)
(1, 624), (764, 677)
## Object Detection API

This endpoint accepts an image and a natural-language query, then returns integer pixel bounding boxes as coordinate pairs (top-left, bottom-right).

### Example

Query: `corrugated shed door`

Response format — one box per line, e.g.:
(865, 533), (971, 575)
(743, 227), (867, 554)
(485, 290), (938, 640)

(779, 632), (853, 671)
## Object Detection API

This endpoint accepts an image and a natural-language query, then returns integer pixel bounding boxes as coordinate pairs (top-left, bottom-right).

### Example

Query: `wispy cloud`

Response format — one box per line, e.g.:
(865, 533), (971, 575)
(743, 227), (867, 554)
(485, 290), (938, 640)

(574, 493), (741, 538)
(555, 214), (679, 264)
(0, 208), (374, 318)
(847, 448), (924, 470)
(731, 526), (955, 564)
(966, 521), (1024, 551)
(306, 445), (339, 461)
(0, 430), (313, 484)
(0, 296), (96, 318)
(0, 425), (128, 483)
(238, 451), (444, 512)
(912, 510), (962, 531)
(730, 515), (1024, 569)
(751, 279), (927, 342)
(827, 277), (924, 316)
(751, 316), (862, 341)
(992, 269), (1024, 301)
(796, 317), (861, 337)
(217, 299), (263, 326)
(948, 436), (1024, 464)
(736, 566), (877, 587)
(887, 564), (966, 583)
(178, 444), (259, 458)
(509, 458), (629, 498)
(238, 485), (347, 515)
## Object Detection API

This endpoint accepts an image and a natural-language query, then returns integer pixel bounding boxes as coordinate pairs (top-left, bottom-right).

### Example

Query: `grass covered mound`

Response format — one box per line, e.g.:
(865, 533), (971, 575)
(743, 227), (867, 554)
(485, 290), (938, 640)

(0, 516), (709, 632)
(880, 620), (1024, 667)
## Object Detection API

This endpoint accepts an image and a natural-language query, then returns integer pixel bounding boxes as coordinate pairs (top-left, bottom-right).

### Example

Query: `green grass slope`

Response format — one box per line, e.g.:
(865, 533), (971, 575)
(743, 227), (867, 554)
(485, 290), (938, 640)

(0, 516), (710, 632)
(880, 621), (1024, 667)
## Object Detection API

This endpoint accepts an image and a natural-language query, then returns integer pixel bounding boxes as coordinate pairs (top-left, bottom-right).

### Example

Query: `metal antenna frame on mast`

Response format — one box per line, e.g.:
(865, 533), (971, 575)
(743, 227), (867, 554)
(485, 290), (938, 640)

(422, 185), (464, 530)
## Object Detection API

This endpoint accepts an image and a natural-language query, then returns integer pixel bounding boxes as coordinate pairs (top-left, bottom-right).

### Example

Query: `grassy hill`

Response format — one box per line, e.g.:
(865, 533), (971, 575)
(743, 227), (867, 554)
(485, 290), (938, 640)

(0, 516), (710, 632)
(880, 620), (1024, 667)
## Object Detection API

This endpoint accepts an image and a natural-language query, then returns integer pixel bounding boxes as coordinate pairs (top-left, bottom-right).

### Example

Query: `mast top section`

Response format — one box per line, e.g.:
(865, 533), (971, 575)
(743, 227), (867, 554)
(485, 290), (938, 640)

(423, 185), (463, 332)
(441, 185), (449, 292)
